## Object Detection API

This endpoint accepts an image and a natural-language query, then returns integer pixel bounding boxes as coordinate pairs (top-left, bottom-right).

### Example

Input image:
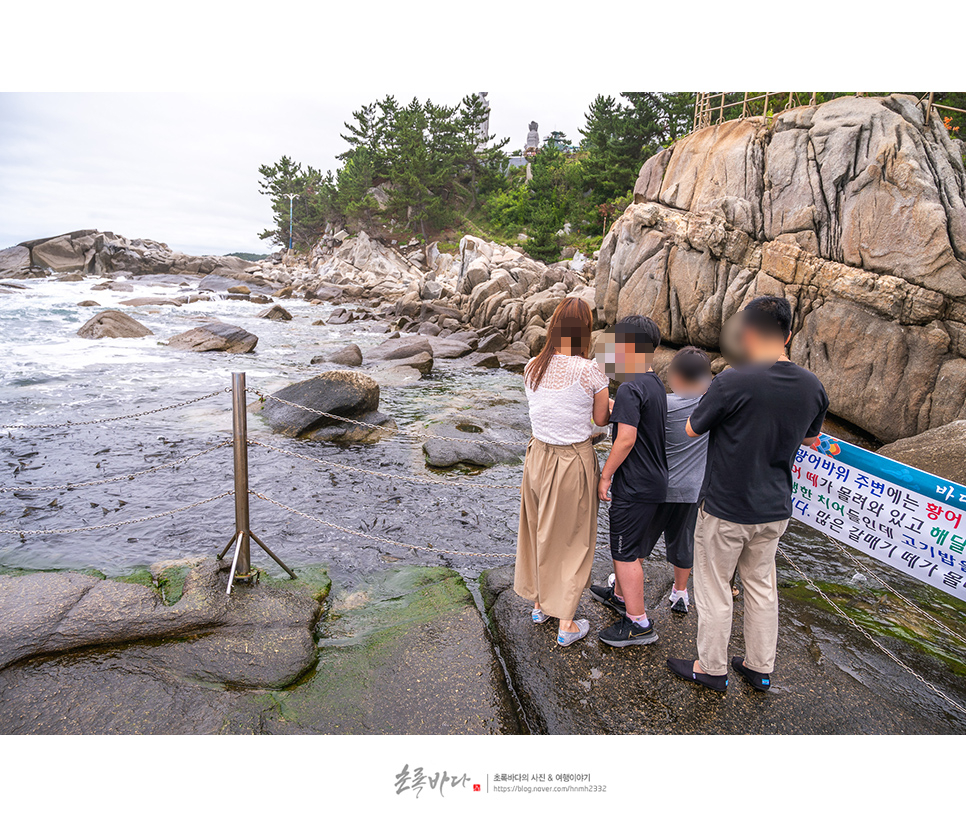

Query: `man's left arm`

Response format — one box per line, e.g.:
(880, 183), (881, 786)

(803, 385), (830, 447)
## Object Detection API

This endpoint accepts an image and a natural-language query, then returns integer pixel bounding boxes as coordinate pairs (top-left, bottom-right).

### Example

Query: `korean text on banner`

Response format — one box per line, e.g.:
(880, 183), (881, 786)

(791, 434), (966, 602)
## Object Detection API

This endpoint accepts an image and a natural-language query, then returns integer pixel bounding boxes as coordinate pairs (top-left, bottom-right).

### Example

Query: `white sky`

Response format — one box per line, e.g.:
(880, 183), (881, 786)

(0, 91), (612, 256)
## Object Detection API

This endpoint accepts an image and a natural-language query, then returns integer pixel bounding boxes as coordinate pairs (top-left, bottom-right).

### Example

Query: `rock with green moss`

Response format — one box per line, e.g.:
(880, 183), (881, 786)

(261, 564), (331, 604)
(112, 567), (156, 589)
(263, 566), (518, 734)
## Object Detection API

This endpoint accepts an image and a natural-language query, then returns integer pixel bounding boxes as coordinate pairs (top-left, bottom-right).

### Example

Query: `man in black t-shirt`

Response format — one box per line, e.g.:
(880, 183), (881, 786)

(667, 296), (829, 693)
(592, 316), (668, 647)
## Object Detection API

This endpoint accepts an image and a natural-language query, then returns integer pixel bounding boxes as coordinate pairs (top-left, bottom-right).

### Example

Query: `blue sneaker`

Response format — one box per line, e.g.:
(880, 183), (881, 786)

(557, 619), (590, 646)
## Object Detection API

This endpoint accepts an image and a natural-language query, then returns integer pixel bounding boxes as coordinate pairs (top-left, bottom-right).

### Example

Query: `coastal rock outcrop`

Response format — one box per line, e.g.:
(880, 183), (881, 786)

(77, 310), (154, 339)
(285, 230), (593, 362)
(8, 230), (258, 279)
(598, 94), (966, 443)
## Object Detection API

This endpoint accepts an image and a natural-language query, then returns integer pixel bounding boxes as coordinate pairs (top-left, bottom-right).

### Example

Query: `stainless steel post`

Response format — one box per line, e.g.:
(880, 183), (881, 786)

(232, 371), (251, 577)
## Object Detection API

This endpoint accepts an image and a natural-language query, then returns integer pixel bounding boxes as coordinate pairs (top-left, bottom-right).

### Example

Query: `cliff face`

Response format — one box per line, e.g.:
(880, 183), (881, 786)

(596, 94), (966, 443)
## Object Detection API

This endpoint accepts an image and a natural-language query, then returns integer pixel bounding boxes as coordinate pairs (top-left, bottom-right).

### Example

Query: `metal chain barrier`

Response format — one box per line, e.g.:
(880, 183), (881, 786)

(778, 544), (966, 717)
(249, 489), (516, 558)
(0, 441), (231, 494)
(248, 439), (519, 491)
(248, 387), (527, 449)
(0, 491), (234, 536)
(824, 534), (966, 647)
(0, 388), (230, 430)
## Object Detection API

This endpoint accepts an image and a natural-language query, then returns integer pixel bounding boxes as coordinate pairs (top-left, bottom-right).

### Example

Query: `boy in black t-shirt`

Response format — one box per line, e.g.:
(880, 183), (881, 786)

(667, 296), (829, 693)
(594, 316), (668, 647)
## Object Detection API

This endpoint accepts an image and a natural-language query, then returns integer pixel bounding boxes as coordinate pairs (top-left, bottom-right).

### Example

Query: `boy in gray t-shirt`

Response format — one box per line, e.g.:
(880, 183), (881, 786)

(593, 347), (711, 615)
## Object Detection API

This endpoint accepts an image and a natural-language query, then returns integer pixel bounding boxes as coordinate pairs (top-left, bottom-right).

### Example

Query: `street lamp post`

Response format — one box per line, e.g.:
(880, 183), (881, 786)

(283, 193), (299, 251)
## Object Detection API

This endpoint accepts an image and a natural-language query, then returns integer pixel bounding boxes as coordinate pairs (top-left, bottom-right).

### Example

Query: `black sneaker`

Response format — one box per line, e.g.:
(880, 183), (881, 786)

(732, 656), (771, 692)
(670, 595), (689, 615)
(589, 584), (626, 615)
(667, 658), (728, 692)
(598, 615), (658, 647)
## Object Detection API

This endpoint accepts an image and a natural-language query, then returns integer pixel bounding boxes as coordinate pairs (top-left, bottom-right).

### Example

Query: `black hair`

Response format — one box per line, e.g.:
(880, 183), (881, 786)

(614, 315), (661, 351)
(742, 295), (792, 341)
(669, 346), (711, 382)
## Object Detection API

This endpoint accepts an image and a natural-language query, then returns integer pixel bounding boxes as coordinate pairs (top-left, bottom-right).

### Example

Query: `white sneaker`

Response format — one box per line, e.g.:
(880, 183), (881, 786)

(669, 588), (689, 614)
(557, 619), (590, 646)
(607, 573), (615, 588)
(531, 608), (550, 624)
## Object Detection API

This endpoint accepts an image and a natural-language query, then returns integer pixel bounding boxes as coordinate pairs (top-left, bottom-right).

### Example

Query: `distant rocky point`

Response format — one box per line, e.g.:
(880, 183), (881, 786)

(0, 229), (271, 282)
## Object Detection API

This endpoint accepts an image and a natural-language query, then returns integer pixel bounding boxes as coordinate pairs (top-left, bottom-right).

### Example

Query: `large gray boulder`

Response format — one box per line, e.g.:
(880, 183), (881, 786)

(167, 322), (257, 353)
(598, 94), (966, 443)
(118, 296), (181, 307)
(0, 245), (31, 277)
(258, 304), (292, 321)
(365, 335), (435, 363)
(259, 371), (390, 442)
(77, 310), (154, 339)
(311, 343), (363, 367)
(31, 231), (97, 272)
(376, 351), (434, 377)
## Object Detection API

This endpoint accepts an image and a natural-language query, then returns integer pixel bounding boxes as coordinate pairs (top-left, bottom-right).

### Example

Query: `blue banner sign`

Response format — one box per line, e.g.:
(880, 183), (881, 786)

(791, 434), (966, 602)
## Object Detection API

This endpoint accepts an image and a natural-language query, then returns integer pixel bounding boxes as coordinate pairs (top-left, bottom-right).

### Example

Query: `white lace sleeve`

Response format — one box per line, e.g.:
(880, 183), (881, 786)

(581, 359), (610, 396)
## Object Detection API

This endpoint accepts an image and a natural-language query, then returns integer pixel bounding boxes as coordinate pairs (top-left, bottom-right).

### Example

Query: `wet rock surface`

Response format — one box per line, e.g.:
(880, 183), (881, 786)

(261, 567), (519, 734)
(482, 553), (966, 734)
(421, 406), (529, 469)
(0, 565), (518, 735)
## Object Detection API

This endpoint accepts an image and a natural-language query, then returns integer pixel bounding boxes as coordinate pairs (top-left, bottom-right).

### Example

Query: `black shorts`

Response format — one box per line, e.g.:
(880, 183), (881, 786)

(608, 499), (698, 569)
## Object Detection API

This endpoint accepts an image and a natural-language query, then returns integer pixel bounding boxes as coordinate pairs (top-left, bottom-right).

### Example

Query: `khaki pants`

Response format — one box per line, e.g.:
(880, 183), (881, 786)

(693, 507), (789, 676)
(514, 437), (600, 621)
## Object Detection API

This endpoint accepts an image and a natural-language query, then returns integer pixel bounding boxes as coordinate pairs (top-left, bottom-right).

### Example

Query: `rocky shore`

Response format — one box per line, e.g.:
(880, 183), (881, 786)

(2, 93), (966, 734)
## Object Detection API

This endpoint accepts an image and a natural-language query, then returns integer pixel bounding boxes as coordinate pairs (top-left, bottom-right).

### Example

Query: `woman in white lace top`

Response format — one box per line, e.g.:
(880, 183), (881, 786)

(514, 297), (611, 647)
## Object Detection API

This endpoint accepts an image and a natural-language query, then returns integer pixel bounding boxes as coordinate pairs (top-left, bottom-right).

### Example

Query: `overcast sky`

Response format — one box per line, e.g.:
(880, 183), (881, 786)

(0, 92), (613, 256)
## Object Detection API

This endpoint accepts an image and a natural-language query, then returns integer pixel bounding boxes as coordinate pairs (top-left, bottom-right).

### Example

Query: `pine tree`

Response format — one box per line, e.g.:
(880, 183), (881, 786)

(257, 156), (337, 249)
(523, 204), (562, 263)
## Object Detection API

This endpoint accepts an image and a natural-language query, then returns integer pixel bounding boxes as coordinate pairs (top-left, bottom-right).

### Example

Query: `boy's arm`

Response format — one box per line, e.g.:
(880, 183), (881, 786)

(599, 423), (637, 502)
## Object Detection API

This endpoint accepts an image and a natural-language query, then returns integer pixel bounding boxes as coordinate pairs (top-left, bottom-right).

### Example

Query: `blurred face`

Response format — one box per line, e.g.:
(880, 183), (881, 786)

(668, 370), (711, 396)
(557, 324), (585, 353)
(596, 331), (653, 381)
(719, 314), (748, 366)
(738, 321), (788, 360)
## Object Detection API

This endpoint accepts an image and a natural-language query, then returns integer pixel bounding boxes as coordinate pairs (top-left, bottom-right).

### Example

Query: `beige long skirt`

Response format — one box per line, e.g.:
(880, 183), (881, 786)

(514, 436), (600, 620)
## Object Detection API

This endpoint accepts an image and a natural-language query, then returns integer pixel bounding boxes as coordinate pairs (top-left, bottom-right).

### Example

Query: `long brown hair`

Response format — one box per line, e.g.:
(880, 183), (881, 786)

(524, 296), (594, 390)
